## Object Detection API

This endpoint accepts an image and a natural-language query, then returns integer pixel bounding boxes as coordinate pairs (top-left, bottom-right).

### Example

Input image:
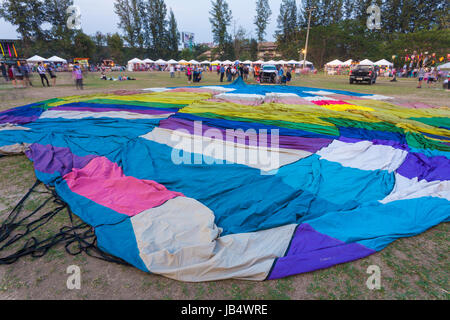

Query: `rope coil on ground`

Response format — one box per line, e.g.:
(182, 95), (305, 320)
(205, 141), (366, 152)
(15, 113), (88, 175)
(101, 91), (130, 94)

(0, 180), (130, 266)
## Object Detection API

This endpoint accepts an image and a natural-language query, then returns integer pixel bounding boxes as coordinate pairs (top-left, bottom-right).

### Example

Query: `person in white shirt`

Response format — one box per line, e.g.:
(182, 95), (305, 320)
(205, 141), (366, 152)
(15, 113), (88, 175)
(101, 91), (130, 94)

(170, 65), (175, 78)
(37, 62), (50, 87)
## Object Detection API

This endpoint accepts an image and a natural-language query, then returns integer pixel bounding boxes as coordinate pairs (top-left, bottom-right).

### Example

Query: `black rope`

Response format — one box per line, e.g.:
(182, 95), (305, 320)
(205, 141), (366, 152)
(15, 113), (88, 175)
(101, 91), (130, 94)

(0, 180), (130, 266)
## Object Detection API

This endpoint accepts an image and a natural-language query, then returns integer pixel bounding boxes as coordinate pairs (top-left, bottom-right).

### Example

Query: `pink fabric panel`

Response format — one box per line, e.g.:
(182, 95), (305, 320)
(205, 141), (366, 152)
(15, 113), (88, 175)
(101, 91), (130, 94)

(63, 157), (184, 216)
(312, 100), (350, 106)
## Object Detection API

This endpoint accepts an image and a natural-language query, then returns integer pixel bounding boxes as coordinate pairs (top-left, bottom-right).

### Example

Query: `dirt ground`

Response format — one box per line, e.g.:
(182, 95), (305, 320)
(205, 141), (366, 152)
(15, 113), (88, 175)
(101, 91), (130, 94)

(0, 71), (448, 300)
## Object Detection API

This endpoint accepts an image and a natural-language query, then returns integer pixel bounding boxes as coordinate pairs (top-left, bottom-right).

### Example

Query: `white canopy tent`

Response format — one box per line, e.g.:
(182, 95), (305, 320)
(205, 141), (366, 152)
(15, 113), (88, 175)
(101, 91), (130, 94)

(188, 60), (200, 65)
(211, 60), (222, 65)
(155, 59), (167, 65)
(167, 59), (178, 64)
(359, 59), (374, 66)
(374, 59), (393, 67)
(178, 59), (188, 64)
(326, 59), (343, 66)
(264, 60), (277, 65)
(242, 60), (252, 65)
(342, 59), (353, 66)
(276, 60), (287, 65)
(253, 60), (264, 65)
(27, 55), (47, 63)
(127, 58), (144, 71)
(438, 62), (450, 70)
(222, 60), (232, 65)
(200, 60), (211, 64)
(298, 60), (313, 66)
(143, 58), (154, 64)
(47, 56), (67, 63)
(287, 60), (299, 64)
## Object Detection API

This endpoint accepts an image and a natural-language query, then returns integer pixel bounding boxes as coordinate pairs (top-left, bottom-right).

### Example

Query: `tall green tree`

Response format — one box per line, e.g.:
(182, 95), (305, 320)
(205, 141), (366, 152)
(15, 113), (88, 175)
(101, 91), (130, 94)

(209, 0), (233, 59)
(107, 33), (125, 64)
(254, 0), (272, 42)
(167, 9), (180, 59)
(114, 0), (144, 50)
(0, 0), (47, 55)
(275, 0), (298, 41)
(44, 0), (75, 57)
(72, 30), (96, 59)
(143, 0), (168, 58)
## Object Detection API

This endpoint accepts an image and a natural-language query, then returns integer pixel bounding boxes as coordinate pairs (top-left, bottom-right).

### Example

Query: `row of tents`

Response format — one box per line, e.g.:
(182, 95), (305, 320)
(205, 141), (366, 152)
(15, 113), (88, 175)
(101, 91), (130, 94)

(26, 55), (68, 64)
(325, 59), (394, 67)
(128, 58), (314, 69)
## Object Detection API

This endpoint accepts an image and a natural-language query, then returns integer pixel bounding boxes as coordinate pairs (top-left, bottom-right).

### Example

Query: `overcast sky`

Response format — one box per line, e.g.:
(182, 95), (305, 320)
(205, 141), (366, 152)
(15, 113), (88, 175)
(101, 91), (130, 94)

(0, 0), (290, 43)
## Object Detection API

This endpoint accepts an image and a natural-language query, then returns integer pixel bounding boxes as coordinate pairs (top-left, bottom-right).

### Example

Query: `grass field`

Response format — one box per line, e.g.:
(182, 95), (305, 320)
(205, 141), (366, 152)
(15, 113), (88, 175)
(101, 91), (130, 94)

(0, 71), (448, 300)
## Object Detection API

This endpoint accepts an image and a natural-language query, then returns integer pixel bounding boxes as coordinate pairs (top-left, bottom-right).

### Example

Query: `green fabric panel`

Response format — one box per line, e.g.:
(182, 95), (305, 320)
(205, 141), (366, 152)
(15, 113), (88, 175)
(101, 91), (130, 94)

(322, 117), (405, 134)
(410, 117), (450, 130)
(191, 112), (340, 136)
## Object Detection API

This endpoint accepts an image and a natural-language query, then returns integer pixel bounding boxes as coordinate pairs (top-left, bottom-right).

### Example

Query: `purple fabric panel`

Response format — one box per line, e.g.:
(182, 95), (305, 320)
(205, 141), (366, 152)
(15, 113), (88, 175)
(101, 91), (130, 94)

(0, 115), (39, 125)
(25, 144), (96, 176)
(49, 106), (171, 115)
(159, 117), (332, 153)
(267, 223), (376, 280)
(396, 152), (450, 182)
(339, 136), (409, 151)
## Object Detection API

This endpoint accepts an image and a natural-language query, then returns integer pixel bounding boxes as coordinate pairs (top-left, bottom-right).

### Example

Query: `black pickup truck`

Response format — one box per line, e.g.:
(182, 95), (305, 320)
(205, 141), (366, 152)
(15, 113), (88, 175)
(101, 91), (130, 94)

(350, 65), (377, 85)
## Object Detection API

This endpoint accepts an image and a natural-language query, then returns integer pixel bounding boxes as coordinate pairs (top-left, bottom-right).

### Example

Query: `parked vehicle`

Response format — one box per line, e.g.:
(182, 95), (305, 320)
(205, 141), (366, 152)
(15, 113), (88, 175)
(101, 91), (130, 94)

(260, 65), (277, 84)
(350, 65), (377, 85)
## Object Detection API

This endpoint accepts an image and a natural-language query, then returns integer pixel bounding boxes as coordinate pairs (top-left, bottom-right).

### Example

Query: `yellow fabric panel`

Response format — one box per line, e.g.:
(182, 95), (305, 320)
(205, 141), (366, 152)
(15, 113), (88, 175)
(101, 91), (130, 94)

(346, 100), (450, 119)
(47, 92), (212, 107)
(321, 104), (375, 112)
(180, 101), (382, 127)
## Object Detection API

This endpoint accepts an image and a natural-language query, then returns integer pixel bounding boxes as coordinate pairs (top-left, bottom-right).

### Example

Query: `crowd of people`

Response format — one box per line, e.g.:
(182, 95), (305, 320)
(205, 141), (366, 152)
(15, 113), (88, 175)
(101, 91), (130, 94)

(0, 61), (86, 90)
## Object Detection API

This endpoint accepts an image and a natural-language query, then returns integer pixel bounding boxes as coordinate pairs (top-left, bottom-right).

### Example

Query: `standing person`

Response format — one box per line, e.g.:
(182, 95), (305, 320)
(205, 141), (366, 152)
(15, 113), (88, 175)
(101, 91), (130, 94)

(12, 64), (24, 88)
(226, 66), (232, 82)
(20, 62), (33, 87)
(47, 64), (57, 86)
(277, 65), (284, 84)
(286, 68), (292, 85)
(220, 64), (225, 82)
(37, 62), (50, 87)
(7, 65), (16, 87)
(186, 65), (192, 83)
(170, 64), (175, 78)
(1, 62), (8, 82)
(72, 62), (84, 90)
(417, 67), (425, 88)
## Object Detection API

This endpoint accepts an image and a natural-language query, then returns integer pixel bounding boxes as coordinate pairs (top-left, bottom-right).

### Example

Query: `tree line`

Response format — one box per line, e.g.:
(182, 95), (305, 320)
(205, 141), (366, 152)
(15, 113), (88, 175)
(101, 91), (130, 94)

(274, 0), (449, 67)
(1, 0), (448, 68)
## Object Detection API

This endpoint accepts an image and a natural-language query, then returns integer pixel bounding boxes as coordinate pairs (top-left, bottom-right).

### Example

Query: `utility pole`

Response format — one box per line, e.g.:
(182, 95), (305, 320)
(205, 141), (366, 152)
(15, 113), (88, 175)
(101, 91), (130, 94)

(303, 6), (316, 69)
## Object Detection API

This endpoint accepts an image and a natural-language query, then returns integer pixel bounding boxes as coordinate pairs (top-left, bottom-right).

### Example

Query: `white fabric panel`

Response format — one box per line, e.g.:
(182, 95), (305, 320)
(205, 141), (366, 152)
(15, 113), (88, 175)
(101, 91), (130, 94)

(304, 96), (338, 102)
(39, 110), (174, 120)
(142, 87), (170, 92)
(141, 127), (312, 172)
(200, 86), (236, 93)
(360, 95), (393, 100)
(0, 124), (30, 131)
(131, 196), (297, 281)
(0, 143), (30, 155)
(303, 90), (335, 96)
(380, 174), (450, 204)
(215, 93), (266, 105)
(317, 140), (408, 172)
(264, 93), (301, 103)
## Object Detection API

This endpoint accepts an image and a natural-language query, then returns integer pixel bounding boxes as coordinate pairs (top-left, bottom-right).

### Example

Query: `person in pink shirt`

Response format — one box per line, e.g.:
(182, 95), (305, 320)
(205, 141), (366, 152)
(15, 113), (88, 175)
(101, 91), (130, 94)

(72, 62), (84, 90)
(186, 65), (192, 83)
